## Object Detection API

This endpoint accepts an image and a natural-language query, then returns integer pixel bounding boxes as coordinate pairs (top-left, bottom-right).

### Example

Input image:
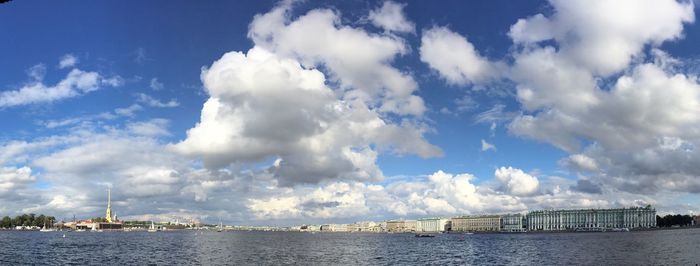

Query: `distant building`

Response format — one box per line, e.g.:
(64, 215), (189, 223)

(501, 214), (526, 232)
(416, 218), (449, 232)
(303, 225), (320, 232)
(693, 215), (700, 226)
(527, 206), (656, 231)
(451, 215), (501, 232)
(386, 220), (416, 233)
(320, 224), (348, 232)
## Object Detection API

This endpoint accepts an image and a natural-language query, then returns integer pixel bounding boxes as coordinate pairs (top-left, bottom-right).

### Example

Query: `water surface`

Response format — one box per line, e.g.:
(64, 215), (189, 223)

(0, 228), (698, 265)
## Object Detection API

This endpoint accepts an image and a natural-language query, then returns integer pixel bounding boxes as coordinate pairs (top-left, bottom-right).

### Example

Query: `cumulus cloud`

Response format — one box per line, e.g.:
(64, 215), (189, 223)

(247, 169), (667, 222)
(494, 166), (540, 196)
(0, 66), (121, 108)
(509, 0), (694, 75)
(368, 1), (415, 33)
(420, 27), (502, 85)
(173, 47), (441, 186)
(0, 167), (35, 192)
(59, 54), (78, 69)
(423, 0), (699, 195)
(249, 2), (425, 115)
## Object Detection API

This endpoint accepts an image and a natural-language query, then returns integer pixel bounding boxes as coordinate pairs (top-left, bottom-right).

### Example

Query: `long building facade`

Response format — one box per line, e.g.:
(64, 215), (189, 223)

(501, 214), (526, 232)
(451, 215), (501, 232)
(386, 220), (416, 233)
(416, 218), (449, 232)
(527, 206), (656, 231)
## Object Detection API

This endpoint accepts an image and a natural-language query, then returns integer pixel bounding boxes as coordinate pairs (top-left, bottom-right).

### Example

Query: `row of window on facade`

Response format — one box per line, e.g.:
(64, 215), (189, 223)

(387, 206), (657, 233)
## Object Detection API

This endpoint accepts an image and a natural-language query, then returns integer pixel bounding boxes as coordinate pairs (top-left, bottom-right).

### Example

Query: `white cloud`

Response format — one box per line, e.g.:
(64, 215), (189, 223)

(481, 139), (496, 152)
(561, 154), (598, 172)
(0, 167), (35, 192)
(127, 119), (170, 137)
(494, 166), (540, 196)
(173, 47), (441, 186)
(368, 1), (415, 33)
(509, 0), (694, 75)
(26, 64), (46, 80)
(249, 2), (425, 115)
(59, 54), (78, 69)
(114, 104), (143, 117)
(150, 78), (164, 90)
(415, 0), (700, 195)
(0, 67), (121, 108)
(136, 93), (179, 108)
(420, 27), (501, 85)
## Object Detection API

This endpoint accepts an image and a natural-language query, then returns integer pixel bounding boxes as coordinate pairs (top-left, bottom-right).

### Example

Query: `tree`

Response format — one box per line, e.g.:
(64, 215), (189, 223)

(1, 216), (11, 228)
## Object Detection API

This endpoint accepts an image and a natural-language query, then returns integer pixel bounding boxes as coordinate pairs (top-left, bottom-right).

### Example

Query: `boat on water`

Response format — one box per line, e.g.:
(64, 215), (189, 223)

(148, 221), (157, 233)
(217, 220), (224, 232)
(40, 221), (57, 232)
(75, 229), (86, 232)
(415, 233), (436, 237)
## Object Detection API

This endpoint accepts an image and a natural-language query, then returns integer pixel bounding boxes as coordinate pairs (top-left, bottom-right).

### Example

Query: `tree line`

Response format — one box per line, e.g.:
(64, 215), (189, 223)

(656, 214), (695, 227)
(0, 214), (56, 228)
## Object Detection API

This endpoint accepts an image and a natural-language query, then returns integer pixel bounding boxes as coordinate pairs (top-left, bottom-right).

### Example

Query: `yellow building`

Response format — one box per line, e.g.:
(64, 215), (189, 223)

(386, 220), (416, 233)
(451, 215), (501, 232)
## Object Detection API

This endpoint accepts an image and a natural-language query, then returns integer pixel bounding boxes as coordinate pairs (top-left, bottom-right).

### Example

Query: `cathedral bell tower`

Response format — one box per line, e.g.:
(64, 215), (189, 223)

(105, 188), (113, 223)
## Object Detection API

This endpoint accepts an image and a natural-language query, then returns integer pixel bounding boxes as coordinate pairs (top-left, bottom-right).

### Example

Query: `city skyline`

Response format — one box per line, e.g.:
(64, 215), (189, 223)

(1, 0), (700, 226)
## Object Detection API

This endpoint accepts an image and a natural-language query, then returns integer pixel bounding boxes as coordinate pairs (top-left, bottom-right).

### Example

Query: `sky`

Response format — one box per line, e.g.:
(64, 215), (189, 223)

(1, 0), (700, 225)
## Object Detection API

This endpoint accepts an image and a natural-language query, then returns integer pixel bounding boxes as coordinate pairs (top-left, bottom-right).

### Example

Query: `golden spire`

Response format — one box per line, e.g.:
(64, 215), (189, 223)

(105, 188), (113, 223)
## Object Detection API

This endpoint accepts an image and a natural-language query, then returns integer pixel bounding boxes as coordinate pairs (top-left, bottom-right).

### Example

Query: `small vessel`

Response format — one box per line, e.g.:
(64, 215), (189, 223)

(148, 221), (157, 233)
(415, 233), (436, 237)
(217, 220), (223, 232)
(75, 228), (86, 232)
(40, 221), (56, 232)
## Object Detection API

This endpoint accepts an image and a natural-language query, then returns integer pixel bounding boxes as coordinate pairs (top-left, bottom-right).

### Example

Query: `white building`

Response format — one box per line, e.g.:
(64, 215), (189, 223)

(527, 206), (656, 231)
(321, 224), (348, 232)
(501, 214), (526, 232)
(416, 218), (449, 232)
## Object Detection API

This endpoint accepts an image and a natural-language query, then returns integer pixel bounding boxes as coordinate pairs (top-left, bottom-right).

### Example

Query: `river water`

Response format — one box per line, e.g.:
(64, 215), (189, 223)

(0, 228), (698, 265)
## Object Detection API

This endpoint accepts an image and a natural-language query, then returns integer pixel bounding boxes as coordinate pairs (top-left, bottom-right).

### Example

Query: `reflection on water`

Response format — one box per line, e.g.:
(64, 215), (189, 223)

(0, 228), (699, 265)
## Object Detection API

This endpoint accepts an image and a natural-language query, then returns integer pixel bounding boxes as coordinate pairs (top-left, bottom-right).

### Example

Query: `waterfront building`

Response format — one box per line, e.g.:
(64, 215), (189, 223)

(502, 214), (526, 232)
(416, 218), (449, 232)
(355, 221), (378, 232)
(451, 215), (501, 232)
(303, 225), (321, 232)
(527, 206), (656, 231)
(386, 220), (416, 233)
(320, 224), (348, 232)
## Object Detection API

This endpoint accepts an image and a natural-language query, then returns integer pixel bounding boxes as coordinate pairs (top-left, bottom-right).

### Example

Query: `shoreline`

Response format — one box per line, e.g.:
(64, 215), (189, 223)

(2, 226), (698, 234)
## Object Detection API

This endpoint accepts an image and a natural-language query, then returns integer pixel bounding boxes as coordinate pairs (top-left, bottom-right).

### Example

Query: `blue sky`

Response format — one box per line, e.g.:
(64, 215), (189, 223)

(1, 0), (700, 225)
